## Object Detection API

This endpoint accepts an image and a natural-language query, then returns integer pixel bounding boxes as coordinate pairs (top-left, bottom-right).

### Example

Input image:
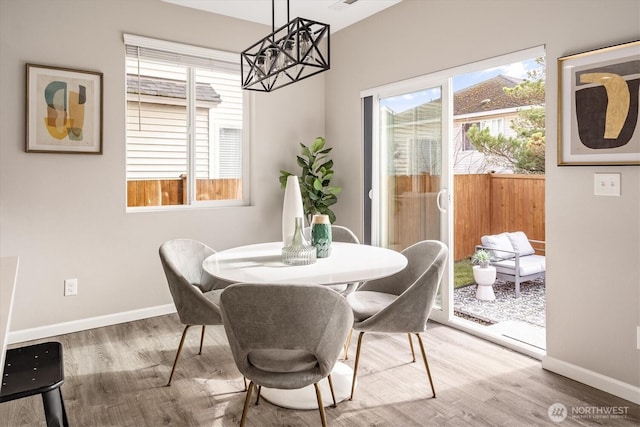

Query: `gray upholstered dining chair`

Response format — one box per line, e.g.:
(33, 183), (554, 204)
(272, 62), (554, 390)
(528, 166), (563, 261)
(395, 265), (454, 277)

(304, 224), (361, 296)
(220, 283), (353, 427)
(345, 240), (448, 400)
(159, 238), (232, 386)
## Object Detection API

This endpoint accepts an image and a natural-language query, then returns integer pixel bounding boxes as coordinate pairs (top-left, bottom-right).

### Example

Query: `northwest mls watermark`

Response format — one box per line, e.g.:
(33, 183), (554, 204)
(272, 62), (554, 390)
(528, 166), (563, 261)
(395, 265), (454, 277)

(548, 402), (630, 423)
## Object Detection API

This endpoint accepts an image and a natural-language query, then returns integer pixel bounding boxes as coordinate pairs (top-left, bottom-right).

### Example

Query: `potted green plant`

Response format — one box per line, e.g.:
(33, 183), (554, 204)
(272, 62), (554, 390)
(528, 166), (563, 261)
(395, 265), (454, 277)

(280, 137), (342, 224)
(472, 249), (492, 268)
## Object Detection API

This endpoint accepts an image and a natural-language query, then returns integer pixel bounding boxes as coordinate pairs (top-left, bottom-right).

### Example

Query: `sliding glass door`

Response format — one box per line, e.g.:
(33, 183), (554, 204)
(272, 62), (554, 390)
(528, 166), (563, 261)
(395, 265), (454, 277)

(362, 45), (547, 355)
(364, 77), (453, 320)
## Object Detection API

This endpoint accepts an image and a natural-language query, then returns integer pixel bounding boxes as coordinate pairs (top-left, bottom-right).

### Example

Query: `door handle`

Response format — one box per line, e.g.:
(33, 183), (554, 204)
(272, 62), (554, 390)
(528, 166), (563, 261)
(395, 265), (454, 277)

(436, 189), (447, 213)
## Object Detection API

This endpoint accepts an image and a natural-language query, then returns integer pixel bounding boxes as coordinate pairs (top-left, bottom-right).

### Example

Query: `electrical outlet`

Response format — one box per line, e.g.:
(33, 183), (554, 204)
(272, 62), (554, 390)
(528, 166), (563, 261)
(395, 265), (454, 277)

(593, 173), (621, 196)
(64, 278), (78, 296)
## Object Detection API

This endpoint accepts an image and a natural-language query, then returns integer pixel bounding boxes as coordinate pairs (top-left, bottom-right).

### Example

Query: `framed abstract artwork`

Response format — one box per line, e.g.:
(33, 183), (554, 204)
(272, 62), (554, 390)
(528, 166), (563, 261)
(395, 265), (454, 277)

(26, 63), (103, 154)
(558, 40), (639, 165)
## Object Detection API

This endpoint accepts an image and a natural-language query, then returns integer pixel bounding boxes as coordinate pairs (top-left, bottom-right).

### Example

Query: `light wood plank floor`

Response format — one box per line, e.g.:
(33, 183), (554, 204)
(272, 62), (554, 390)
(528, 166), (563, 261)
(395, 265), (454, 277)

(1, 315), (638, 426)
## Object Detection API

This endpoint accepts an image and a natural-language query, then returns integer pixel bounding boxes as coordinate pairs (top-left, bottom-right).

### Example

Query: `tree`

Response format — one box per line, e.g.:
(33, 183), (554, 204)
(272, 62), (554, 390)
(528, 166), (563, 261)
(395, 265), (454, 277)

(467, 58), (546, 174)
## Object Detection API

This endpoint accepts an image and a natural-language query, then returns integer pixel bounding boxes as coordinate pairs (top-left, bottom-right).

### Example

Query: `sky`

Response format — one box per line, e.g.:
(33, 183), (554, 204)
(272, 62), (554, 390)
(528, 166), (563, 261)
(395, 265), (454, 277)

(381, 58), (543, 113)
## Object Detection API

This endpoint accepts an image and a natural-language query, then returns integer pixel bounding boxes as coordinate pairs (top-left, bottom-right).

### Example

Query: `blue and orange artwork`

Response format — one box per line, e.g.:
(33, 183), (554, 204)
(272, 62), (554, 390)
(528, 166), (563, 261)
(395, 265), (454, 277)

(43, 80), (86, 141)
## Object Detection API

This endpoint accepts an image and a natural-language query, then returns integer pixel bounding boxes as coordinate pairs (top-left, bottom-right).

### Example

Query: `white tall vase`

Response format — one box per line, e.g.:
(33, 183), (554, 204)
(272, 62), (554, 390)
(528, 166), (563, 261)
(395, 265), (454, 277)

(282, 175), (304, 246)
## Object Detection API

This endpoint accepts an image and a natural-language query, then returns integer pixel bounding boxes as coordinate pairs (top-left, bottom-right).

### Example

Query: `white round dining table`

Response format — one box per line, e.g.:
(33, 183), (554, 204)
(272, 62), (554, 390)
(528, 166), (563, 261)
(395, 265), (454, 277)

(202, 241), (407, 286)
(202, 241), (407, 410)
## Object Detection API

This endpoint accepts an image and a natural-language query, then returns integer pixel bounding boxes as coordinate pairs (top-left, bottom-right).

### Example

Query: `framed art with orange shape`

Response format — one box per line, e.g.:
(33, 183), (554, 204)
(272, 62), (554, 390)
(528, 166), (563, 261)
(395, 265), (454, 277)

(26, 63), (103, 154)
(557, 40), (639, 166)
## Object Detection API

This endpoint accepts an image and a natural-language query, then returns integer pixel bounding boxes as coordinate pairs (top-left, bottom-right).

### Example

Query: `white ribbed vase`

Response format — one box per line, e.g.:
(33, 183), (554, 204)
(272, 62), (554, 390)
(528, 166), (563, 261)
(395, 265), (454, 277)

(282, 175), (304, 246)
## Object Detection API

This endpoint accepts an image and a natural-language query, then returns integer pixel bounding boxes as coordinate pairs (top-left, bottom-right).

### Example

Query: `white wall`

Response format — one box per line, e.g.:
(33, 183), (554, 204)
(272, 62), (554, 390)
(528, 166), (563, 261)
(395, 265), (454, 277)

(0, 0), (325, 330)
(325, 0), (639, 401)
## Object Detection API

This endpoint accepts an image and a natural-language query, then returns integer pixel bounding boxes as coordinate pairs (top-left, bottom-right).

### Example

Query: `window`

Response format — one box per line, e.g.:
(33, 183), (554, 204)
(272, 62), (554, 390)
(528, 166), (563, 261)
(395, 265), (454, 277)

(480, 118), (504, 136)
(461, 122), (480, 151)
(124, 34), (249, 209)
(460, 118), (505, 151)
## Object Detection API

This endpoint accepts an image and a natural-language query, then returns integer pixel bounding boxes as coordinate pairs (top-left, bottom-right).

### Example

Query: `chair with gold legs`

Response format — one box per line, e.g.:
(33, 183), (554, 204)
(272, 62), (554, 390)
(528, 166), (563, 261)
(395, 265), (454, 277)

(159, 239), (231, 386)
(220, 283), (353, 427)
(345, 240), (448, 400)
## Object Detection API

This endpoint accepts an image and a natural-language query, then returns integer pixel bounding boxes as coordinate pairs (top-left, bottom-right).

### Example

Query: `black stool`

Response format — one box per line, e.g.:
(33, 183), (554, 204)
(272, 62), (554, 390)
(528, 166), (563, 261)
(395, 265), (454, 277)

(1, 341), (69, 427)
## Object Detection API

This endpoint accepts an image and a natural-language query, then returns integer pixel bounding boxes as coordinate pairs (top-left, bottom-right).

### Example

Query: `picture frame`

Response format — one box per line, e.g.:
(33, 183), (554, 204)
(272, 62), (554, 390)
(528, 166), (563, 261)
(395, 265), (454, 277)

(557, 40), (639, 165)
(26, 63), (103, 154)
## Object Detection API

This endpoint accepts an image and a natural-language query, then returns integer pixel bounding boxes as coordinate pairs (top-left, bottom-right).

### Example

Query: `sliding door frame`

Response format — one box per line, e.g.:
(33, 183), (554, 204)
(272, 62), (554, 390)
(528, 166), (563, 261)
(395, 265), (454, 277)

(361, 45), (547, 359)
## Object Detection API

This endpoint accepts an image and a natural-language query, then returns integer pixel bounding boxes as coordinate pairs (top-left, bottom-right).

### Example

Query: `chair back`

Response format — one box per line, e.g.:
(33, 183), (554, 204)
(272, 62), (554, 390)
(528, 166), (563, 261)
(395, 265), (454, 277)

(220, 283), (353, 389)
(330, 225), (360, 244)
(355, 240), (448, 333)
(303, 225), (360, 244)
(159, 239), (222, 325)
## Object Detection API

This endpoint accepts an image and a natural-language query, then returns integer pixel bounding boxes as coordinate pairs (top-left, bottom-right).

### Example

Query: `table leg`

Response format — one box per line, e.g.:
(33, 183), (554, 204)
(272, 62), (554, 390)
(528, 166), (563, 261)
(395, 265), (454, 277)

(41, 387), (69, 427)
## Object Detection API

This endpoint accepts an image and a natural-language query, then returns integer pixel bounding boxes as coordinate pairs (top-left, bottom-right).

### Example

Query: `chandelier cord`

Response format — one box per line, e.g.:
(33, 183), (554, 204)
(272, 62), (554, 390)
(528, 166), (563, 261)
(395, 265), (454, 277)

(271, 0), (291, 35)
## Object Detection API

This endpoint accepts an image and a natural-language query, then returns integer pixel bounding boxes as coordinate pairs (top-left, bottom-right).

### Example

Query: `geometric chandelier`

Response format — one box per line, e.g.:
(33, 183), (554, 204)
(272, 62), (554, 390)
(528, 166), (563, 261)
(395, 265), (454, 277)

(241, 0), (330, 92)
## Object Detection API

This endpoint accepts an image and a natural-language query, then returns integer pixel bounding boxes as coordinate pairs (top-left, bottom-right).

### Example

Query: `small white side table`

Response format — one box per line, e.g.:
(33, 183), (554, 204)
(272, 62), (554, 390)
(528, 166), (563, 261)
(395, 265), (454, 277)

(473, 265), (496, 301)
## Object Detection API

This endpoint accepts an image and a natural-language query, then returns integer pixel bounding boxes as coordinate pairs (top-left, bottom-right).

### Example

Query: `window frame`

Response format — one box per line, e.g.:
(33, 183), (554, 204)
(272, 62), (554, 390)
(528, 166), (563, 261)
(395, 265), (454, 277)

(124, 34), (251, 211)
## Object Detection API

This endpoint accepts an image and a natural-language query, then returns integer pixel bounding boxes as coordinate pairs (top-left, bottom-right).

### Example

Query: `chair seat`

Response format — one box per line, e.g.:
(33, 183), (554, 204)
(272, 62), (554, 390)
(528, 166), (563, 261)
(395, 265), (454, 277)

(0, 341), (64, 402)
(0, 341), (69, 427)
(492, 254), (545, 276)
(347, 290), (397, 322)
(248, 349), (318, 373)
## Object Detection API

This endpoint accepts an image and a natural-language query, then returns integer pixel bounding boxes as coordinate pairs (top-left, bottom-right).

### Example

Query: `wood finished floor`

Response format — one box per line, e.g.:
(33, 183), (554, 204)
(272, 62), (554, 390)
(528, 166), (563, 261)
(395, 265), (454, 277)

(1, 314), (638, 426)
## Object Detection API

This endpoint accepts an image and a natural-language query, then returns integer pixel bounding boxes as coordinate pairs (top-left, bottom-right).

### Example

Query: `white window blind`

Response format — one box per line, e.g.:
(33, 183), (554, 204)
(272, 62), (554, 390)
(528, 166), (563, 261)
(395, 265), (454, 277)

(123, 34), (240, 72)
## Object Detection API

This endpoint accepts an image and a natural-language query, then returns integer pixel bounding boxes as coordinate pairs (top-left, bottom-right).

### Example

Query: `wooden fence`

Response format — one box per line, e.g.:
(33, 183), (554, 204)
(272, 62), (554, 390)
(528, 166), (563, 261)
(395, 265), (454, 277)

(128, 173), (544, 262)
(127, 177), (242, 207)
(391, 174), (545, 260)
(453, 174), (545, 260)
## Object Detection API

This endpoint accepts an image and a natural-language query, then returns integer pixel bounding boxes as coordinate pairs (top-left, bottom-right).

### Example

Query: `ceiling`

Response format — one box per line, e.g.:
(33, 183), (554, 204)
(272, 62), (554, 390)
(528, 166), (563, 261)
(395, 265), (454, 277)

(161, 0), (402, 32)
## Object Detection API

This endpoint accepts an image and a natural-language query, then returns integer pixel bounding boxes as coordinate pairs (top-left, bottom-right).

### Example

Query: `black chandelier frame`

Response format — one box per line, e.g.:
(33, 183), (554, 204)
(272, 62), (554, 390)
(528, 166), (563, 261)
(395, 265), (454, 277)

(241, 1), (330, 92)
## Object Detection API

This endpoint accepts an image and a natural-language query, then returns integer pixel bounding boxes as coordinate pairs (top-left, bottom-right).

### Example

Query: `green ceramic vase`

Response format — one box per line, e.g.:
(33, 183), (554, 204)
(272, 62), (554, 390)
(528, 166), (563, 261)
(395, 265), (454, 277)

(311, 214), (332, 258)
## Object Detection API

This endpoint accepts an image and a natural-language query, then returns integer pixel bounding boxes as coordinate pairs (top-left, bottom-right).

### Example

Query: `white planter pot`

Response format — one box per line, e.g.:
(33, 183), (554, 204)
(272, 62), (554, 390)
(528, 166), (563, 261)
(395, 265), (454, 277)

(473, 265), (496, 301)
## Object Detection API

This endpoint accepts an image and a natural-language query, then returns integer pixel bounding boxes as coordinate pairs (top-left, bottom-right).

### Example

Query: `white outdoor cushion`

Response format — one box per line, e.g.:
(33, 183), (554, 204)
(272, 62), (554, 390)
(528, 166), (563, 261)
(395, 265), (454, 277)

(493, 255), (546, 276)
(481, 233), (515, 260)
(507, 231), (535, 256)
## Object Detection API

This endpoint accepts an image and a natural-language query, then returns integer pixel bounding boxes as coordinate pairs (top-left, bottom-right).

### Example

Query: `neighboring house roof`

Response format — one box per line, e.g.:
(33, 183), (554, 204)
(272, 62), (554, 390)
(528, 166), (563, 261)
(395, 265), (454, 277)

(126, 75), (221, 104)
(454, 75), (527, 116)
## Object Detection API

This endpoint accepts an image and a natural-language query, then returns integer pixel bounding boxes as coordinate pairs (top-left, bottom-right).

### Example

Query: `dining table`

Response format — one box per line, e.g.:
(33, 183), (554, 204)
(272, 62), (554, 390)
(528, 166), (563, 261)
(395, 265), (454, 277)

(202, 241), (407, 410)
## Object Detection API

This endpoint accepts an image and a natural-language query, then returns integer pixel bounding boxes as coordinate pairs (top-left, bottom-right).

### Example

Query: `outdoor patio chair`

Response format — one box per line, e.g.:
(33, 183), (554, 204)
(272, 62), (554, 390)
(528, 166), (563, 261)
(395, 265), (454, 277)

(477, 231), (545, 297)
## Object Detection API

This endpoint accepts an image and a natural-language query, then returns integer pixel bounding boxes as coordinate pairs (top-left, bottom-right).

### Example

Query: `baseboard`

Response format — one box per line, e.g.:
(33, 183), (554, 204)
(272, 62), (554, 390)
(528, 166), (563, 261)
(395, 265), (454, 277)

(7, 304), (177, 345)
(542, 355), (640, 405)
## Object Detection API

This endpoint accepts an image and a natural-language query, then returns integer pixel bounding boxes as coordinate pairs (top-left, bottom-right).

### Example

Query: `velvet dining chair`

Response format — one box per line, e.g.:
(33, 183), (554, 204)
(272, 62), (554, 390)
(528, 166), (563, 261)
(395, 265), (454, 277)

(220, 283), (353, 427)
(158, 238), (232, 386)
(345, 240), (448, 400)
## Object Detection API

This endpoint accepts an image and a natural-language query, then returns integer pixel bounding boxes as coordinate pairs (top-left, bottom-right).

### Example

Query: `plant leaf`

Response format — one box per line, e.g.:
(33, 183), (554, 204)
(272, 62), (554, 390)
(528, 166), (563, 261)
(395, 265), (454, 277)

(311, 137), (325, 153)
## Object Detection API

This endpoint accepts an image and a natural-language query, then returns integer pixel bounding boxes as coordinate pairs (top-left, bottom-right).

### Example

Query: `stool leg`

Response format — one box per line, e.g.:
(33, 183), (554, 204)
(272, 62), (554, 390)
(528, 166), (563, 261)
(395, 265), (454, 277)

(41, 387), (69, 427)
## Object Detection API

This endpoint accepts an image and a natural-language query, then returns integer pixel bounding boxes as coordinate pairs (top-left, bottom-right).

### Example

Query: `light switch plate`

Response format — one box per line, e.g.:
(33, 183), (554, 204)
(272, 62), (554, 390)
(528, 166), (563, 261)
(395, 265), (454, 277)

(64, 278), (78, 296)
(594, 173), (621, 196)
